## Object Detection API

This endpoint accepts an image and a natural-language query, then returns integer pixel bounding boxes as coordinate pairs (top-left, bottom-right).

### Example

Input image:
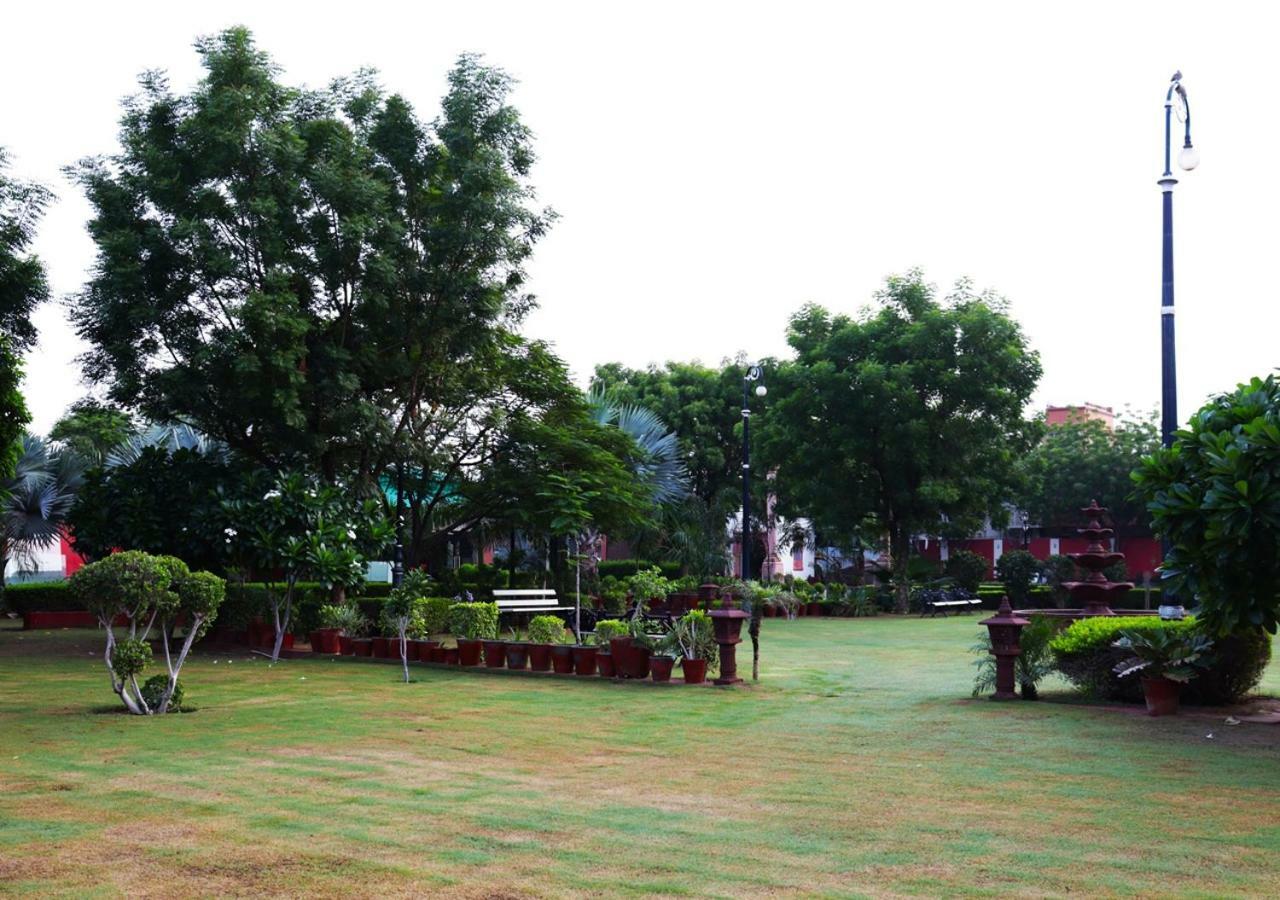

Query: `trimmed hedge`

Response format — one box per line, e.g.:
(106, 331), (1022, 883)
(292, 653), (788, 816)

(1050, 615), (1271, 705)
(447, 601), (498, 640)
(597, 560), (681, 580)
(2, 581), (79, 614)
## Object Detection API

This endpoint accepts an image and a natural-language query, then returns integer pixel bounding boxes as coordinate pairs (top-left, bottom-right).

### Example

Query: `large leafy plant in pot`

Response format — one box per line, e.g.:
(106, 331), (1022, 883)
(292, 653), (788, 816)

(1112, 628), (1213, 716)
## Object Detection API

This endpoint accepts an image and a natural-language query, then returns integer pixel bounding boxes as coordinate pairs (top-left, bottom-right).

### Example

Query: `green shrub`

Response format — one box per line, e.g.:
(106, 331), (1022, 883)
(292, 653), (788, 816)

(593, 619), (630, 644)
(945, 551), (989, 595)
(142, 675), (183, 712)
(906, 556), (941, 583)
(110, 638), (153, 679)
(1040, 555), (1078, 608)
(599, 576), (629, 615)
(597, 559), (680, 580)
(527, 615), (570, 644)
(1050, 615), (1271, 704)
(996, 550), (1040, 605)
(319, 603), (369, 636)
(1, 581), (80, 614)
(448, 601), (498, 640)
(421, 597), (453, 635)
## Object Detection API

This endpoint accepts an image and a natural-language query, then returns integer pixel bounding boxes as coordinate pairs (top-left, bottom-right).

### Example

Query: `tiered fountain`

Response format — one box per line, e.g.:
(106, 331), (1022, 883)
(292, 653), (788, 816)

(1061, 500), (1131, 616)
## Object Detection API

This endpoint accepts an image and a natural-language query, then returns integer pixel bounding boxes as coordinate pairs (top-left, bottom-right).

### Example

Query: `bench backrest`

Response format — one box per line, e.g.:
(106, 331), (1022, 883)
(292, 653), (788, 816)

(493, 589), (559, 610)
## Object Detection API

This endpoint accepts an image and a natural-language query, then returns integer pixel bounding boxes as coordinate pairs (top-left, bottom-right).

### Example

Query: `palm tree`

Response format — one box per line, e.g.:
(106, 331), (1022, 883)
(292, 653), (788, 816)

(2, 434), (84, 587)
(586, 386), (688, 504)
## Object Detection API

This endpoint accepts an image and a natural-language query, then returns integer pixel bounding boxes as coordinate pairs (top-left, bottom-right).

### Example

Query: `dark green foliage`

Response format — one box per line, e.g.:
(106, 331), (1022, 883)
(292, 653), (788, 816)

(0, 147), (52, 354)
(0, 337), (27, 480)
(420, 598), (453, 635)
(0, 581), (77, 614)
(142, 675), (183, 712)
(1016, 412), (1158, 530)
(995, 550), (1040, 606)
(1113, 627), (1214, 683)
(49, 400), (134, 466)
(3, 434), (83, 586)
(945, 550), (989, 595)
(1040, 555), (1078, 608)
(1132, 375), (1280, 634)
(110, 639), (152, 680)
(597, 560), (681, 580)
(761, 272), (1041, 612)
(906, 556), (942, 583)
(1050, 615), (1270, 704)
(69, 31), (551, 490)
(68, 446), (238, 569)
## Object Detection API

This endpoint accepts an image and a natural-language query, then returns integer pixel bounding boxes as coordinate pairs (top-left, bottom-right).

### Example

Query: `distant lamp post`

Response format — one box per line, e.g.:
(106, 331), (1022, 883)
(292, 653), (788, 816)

(1159, 70), (1199, 449)
(392, 460), (405, 587)
(712, 363), (766, 686)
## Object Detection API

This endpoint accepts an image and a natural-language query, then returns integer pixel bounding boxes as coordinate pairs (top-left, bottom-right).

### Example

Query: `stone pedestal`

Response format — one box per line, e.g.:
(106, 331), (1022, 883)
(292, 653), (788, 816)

(979, 598), (1028, 701)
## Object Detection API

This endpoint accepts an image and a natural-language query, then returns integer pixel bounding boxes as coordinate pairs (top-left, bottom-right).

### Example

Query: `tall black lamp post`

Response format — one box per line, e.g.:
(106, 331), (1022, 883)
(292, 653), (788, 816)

(712, 363), (765, 686)
(392, 460), (405, 587)
(1158, 71), (1199, 449)
(739, 364), (767, 580)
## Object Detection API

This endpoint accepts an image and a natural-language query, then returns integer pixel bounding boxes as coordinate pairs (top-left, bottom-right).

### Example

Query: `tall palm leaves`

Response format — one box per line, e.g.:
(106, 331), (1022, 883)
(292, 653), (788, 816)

(2, 434), (84, 582)
(587, 386), (689, 506)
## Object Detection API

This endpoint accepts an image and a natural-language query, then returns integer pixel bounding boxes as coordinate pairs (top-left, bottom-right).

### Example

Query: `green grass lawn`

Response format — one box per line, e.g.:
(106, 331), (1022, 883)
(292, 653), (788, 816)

(2, 616), (1278, 898)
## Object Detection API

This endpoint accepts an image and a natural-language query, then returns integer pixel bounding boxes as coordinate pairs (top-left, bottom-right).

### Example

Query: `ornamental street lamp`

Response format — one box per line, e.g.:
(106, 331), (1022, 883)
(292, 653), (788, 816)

(712, 363), (766, 686)
(392, 460), (405, 587)
(740, 364), (767, 581)
(1159, 71), (1199, 449)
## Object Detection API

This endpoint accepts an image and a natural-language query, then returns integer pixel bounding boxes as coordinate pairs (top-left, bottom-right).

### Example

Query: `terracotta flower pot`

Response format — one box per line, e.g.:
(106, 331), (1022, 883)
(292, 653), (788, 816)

(572, 645), (597, 676)
(320, 628), (343, 653)
(682, 658), (707, 684)
(352, 638), (373, 657)
(1141, 675), (1181, 716)
(550, 644), (574, 674)
(596, 651), (616, 678)
(444, 646), (461, 666)
(417, 640), (440, 662)
(338, 635), (354, 655)
(309, 630), (324, 653)
(807, 602), (822, 616)
(428, 645), (446, 663)
(650, 655), (675, 683)
(456, 639), (482, 667)
(505, 642), (529, 670)
(483, 640), (506, 668)
(528, 643), (553, 672)
(371, 636), (390, 658)
(609, 637), (633, 678)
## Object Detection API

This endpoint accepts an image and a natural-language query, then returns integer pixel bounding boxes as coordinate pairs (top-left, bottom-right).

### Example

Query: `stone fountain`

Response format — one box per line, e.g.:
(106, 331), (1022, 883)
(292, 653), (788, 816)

(1061, 500), (1131, 616)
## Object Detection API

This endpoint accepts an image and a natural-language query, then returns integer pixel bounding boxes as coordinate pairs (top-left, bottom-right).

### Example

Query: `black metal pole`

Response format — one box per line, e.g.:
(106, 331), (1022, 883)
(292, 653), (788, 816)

(741, 375), (751, 581)
(392, 459), (405, 587)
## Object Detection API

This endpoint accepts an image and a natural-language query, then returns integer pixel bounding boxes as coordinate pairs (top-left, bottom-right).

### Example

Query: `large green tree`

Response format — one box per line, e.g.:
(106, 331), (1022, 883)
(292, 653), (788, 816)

(70, 28), (551, 487)
(1015, 411), (1158, 531)
(761, 272), (1041, 611)
(0, 148), (50, 478)
(1133, 375), (1280, 635)
(50, 399), (136, 467)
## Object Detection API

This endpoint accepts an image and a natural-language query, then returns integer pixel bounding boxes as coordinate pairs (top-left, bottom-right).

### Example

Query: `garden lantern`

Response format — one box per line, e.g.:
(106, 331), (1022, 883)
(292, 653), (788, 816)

(979, 597), (1029, 700)
(710, 601), (749, 686)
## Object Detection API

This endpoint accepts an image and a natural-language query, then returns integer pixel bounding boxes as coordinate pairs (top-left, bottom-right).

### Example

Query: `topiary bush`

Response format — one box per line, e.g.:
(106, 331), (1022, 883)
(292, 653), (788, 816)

(142, 675), (184, 712)
(593, 619), (630, 644)
(995, 550), (1040, 606)
(527, 615), (570, 644)
(1050, 615), (1271, 704)
(945, 551), (989, 595)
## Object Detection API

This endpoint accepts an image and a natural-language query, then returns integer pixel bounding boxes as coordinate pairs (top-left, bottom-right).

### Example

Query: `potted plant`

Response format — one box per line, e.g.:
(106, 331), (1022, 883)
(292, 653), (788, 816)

(627, 566), (672, 620)
(1113, 627), (1214, 716)
(649, 650), (675, 682)
(527, 615), (569, 672)
(669, 609), (718, 684)
(448, 601), (498, 667)
(572, 641), (598, 676)
(503, 627), (529, 670)
(599, 577), (629, 618)
(320, 603), (368, 655)
(594, 619), (629, 679)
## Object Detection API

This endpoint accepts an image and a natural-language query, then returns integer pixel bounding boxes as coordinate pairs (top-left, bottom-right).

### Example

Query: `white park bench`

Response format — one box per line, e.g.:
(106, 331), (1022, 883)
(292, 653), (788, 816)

(492, 589), (576, 635)
(920, 597), (984, 617)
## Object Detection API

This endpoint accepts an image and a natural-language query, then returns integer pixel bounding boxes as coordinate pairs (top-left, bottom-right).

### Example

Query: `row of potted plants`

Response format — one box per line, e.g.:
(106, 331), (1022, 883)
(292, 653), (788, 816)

(305, 599), (719, 685)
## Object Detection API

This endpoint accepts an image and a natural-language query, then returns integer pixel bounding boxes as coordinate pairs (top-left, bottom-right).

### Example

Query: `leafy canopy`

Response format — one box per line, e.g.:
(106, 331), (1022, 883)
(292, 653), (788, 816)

(1132, 374), (1280, 634)
(761, 271), (1041, 609)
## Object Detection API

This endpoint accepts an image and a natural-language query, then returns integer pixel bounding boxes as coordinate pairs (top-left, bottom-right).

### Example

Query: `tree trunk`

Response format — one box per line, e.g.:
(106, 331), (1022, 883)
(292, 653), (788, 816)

(890, 526), (911, 614)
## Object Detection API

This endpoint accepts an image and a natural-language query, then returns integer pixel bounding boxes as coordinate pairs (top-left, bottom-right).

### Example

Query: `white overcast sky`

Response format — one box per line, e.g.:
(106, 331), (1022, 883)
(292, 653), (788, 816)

(5, 0), (1277, 433)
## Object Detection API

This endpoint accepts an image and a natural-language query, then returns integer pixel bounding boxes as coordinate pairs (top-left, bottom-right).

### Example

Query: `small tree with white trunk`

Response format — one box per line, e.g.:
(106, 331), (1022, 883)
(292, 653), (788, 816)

(69, 550), (225, 714)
